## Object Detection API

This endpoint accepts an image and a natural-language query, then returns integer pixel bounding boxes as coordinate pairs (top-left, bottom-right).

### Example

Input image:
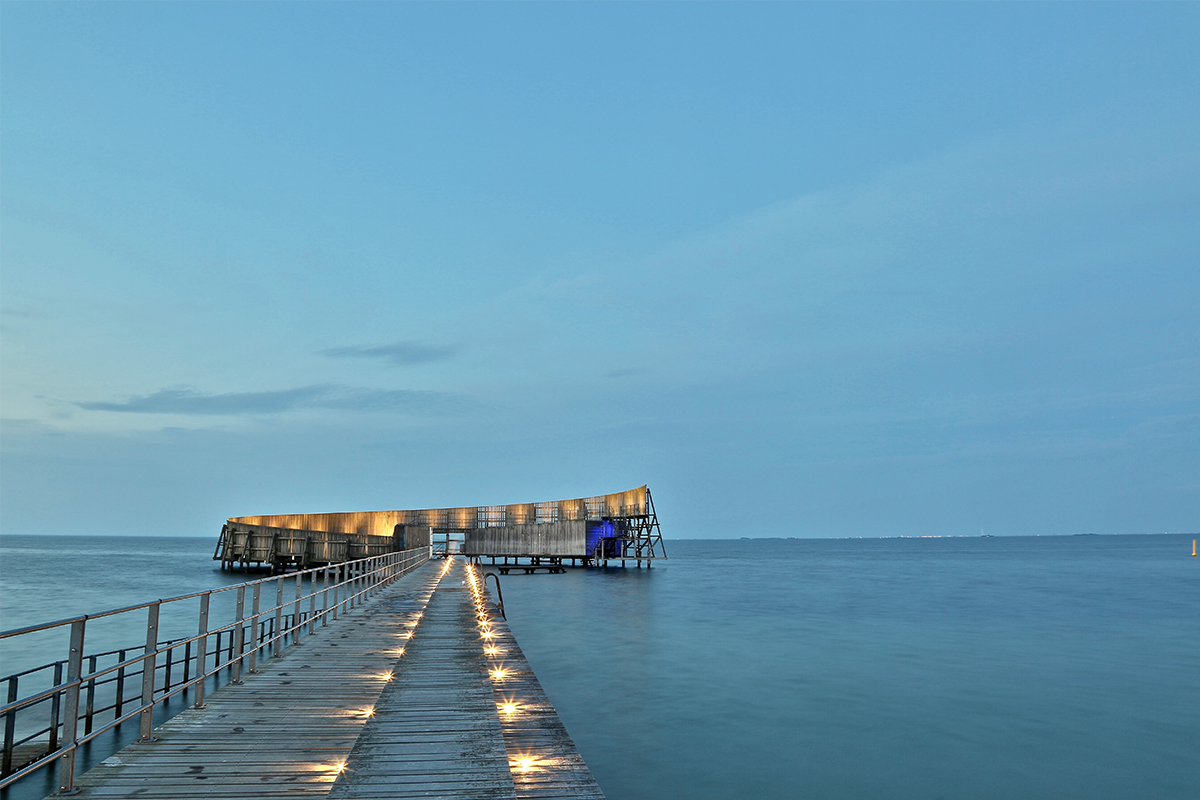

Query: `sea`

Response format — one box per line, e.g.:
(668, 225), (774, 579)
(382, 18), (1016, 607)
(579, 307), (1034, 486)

(1, 533), (1197, 800)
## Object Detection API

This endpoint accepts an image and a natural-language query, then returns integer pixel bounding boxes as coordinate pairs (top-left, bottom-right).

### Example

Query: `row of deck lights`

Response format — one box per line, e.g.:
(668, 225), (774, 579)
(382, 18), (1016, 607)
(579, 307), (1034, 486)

(329, 555), (452, 778)
(465, 560), (539, 775)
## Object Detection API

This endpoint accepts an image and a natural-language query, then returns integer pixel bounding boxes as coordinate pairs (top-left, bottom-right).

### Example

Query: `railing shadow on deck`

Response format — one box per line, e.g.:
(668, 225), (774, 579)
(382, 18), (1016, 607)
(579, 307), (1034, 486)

(0, 546), (431, 797)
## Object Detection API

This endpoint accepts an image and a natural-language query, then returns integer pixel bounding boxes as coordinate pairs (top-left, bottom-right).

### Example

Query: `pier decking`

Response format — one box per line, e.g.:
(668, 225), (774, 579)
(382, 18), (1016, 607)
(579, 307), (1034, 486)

(45, 559), (603, 799)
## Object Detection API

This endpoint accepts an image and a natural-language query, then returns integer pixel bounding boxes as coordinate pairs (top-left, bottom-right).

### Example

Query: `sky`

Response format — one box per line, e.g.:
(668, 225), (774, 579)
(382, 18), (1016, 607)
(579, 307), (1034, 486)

(2, 3), (1197, 539)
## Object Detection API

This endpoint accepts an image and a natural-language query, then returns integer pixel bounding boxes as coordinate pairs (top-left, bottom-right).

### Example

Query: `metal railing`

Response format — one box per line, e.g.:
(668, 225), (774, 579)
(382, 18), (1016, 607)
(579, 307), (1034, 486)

(0, 546), (430, 795)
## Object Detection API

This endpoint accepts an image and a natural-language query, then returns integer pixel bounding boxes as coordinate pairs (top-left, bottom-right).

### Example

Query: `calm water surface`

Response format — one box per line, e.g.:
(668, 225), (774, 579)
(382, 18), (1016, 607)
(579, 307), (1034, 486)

(1, 534), (1197, 799)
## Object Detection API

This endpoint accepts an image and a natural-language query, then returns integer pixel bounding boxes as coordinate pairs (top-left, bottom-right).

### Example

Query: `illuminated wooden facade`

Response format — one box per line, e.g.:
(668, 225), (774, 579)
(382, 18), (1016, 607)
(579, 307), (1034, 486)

(214, 485), (665, 570)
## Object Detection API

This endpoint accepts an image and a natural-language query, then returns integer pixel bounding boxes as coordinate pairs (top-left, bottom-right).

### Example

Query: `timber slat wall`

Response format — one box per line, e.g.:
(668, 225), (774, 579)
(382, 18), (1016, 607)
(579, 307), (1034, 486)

(464, 520), (587, 558)
(228, 486), (649, 537)
(53, 559), (605, 800)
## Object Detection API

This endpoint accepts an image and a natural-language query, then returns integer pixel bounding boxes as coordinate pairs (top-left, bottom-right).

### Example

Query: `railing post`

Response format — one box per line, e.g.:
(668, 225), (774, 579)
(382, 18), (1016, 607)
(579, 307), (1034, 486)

(182, 640), (191, 685)
(57, 618), (85, 795)
(308, 572), (317, 636)
(49, 662), (63, 752)
(249, 583), (261, 674)
(273, 578), (284, 658)
(163, 645), (173, 693)
(138, 603), (160, 742)
(84, 655), (97, 734)
(3, 675), (17, 777)
(322, 567), (330, 626)
(194, 593), (210, 708)
(114, 651), (125, 718)
(292, 575), (302, 646)
(333, 563), (343, 618)
(232, 586), (246, 684)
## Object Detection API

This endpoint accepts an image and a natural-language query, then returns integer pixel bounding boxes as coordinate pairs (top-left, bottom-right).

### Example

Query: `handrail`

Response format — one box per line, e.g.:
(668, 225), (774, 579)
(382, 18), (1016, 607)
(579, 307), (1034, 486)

(483, 572), (506, 619)
(0, 545), (431, 793)
(0, 555), (410, 641)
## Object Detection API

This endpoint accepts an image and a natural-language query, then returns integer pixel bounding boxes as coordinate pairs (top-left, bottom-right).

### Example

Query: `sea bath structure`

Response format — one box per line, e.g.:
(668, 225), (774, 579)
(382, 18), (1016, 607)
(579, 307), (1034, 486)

(0, 486), (664, 799)
(214, 485), (667, 572)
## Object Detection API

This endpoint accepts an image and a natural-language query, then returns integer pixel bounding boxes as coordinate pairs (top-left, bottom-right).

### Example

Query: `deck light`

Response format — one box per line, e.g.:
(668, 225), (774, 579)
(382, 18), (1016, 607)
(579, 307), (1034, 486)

(499, 702), (519, 715)
(514, 756), (536, 773)
(490, 668), (507, 680)
(484, 646), (500, 656)
(481, 631), (495, 639)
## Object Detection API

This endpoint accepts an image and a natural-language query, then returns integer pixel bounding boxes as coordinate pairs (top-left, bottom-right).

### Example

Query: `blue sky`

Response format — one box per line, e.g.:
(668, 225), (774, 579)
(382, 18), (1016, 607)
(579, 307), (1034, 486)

(2, 3), (1197, 538)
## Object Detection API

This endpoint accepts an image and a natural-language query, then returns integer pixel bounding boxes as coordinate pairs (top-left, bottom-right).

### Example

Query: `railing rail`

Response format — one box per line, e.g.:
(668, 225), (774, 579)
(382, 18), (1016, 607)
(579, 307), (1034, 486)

(0, 546), (430, 794)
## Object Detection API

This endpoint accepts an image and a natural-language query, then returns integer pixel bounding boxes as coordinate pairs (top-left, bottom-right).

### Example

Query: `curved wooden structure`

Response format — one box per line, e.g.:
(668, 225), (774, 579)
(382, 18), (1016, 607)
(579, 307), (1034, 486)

(214, 485), (665, 570)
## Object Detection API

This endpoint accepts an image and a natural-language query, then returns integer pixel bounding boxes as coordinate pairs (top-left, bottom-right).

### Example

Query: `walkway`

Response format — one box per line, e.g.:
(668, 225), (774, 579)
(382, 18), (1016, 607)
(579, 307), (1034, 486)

(54, 559), (604, 800)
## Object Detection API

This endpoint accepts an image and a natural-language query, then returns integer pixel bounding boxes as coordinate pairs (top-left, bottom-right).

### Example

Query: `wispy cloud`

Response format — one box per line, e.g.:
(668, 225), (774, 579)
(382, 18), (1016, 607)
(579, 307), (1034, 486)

(320, 341), (458, 366)
(75, 385), (459, 416)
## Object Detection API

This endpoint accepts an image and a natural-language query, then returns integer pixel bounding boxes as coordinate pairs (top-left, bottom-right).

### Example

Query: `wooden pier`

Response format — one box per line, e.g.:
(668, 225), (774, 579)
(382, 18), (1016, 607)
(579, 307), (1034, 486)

(34, 559), (603, 799)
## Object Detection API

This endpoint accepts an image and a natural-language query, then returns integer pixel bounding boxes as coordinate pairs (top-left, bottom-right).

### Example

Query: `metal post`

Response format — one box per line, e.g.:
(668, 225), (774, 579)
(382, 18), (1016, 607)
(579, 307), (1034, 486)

(333, 566), (342, 620)
(249, 583), (261, 674)
(273, 578), (284, 658)
(49, 662), (63, 752)
(232, 586), (246, 684)
(163, 646), (173, 693)
(292, 575), (302, 645)
(57, 618), (85, 795)
(322, 567), (330, 626)
(84, 655), (97, 734)
(114, 651), (125, 718)
(308, 572), (317, 636)
(138, 603), (160, 742)
(194, 593), (209, 708)
(3, 676), (17, 776)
